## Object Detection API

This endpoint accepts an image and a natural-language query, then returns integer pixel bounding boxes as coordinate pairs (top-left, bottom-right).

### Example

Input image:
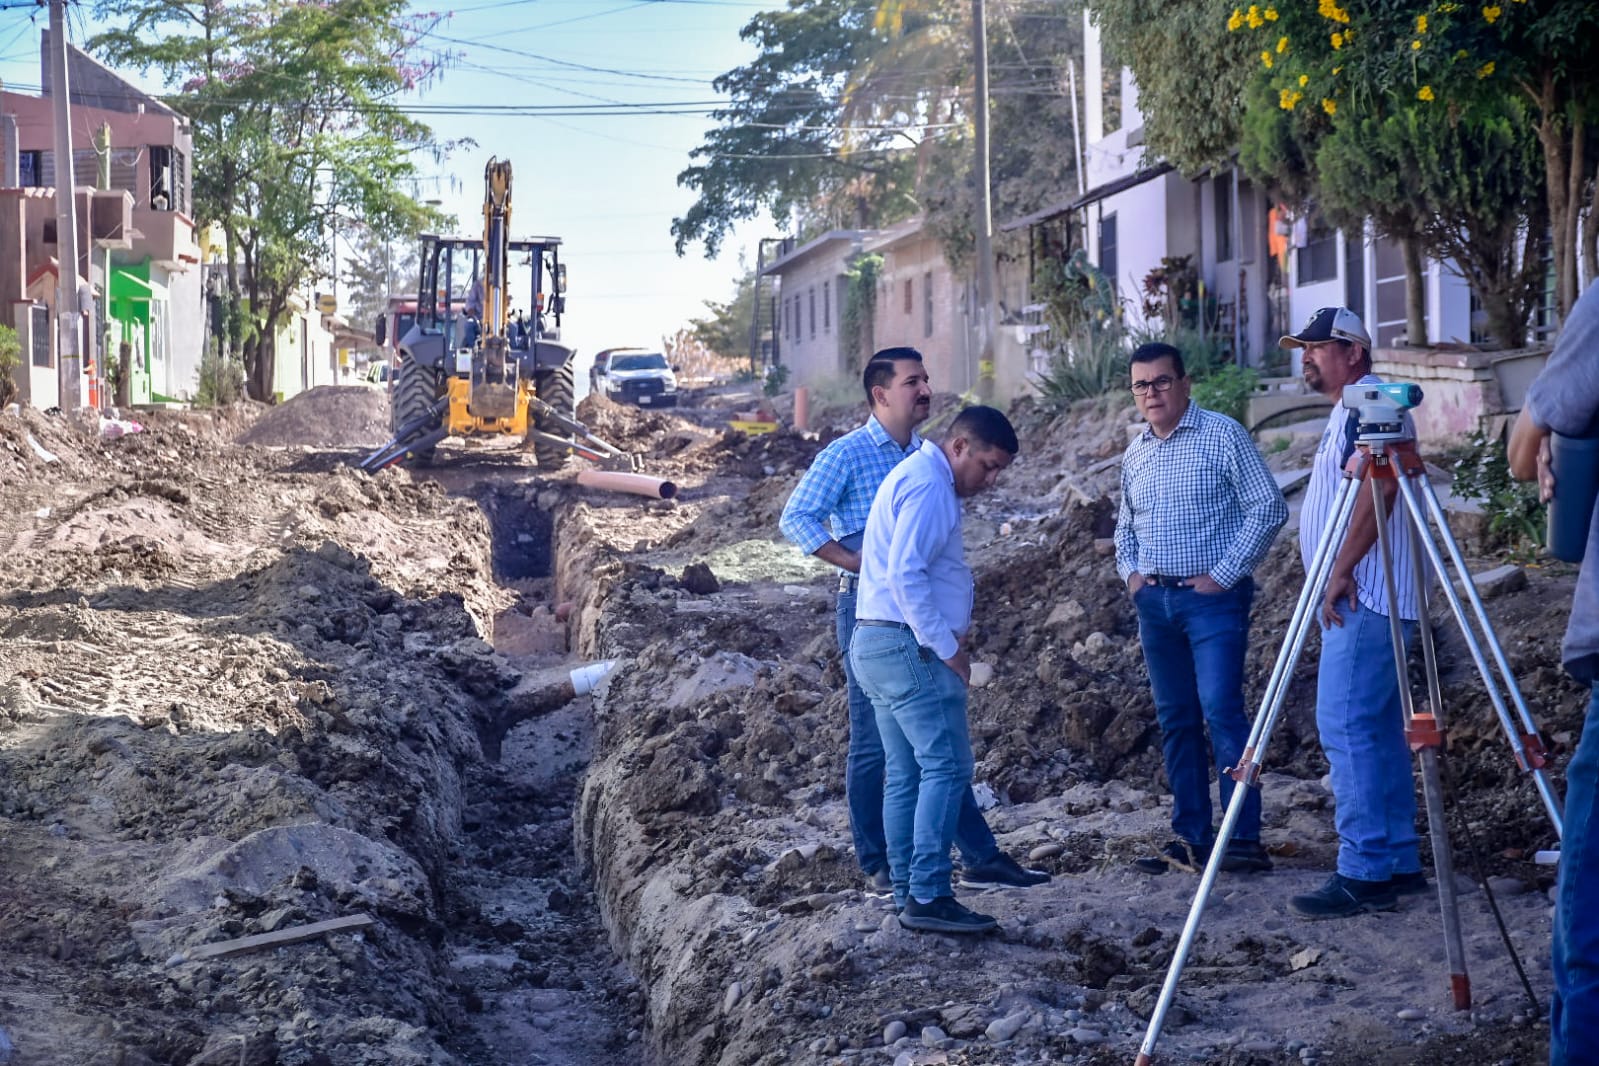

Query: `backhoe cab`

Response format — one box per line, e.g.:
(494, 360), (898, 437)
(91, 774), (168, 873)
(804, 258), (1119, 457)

(360, 157), (637, 473)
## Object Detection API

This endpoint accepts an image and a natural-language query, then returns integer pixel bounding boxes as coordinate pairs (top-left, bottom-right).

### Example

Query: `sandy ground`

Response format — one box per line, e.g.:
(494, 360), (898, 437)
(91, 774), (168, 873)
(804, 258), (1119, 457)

(0, 384), (1582, 1065)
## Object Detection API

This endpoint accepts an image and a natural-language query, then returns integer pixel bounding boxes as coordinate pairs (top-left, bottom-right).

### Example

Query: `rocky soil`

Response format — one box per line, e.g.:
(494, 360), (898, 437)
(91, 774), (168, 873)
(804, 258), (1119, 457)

(0, 383), (1582, 1065)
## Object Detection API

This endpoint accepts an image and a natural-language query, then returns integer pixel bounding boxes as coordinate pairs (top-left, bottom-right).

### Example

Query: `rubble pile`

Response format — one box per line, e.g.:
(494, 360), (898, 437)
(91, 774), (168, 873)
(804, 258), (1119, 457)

(237, 385), (391, 449)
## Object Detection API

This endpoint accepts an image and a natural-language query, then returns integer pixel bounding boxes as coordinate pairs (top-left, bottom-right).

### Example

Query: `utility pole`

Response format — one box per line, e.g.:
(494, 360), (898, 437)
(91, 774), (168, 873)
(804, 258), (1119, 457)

(46, 8), (81, 410)
(93, 121), (110, 409)
(971, 0), (999, 403)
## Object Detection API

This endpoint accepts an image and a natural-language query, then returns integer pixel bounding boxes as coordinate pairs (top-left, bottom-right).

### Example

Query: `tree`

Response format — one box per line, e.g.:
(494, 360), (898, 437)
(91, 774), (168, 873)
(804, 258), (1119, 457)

(672, 0), (921, 258)
(1225, 0), (1598, 324)
(0, 323), (20, 409)
(1091, 0), (1257, 173)
(677, 0), (1083, 296)
(341, 223), (421, 338)
(1097, 0), (1439, 341)
(1315, 101), (1546, 347)
(917, 3), (1082, 273)
(92, 0), (450, 400)
(688, 267), (759, 360)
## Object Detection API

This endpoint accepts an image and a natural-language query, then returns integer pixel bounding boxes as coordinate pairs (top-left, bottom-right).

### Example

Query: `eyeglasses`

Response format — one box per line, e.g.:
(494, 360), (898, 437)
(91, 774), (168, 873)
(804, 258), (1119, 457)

(1130, 375), (1178, 396)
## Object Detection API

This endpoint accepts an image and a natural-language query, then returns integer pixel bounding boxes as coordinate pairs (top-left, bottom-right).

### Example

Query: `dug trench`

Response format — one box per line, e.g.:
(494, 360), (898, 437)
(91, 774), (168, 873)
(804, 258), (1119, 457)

(0, 388), (1585, 1065)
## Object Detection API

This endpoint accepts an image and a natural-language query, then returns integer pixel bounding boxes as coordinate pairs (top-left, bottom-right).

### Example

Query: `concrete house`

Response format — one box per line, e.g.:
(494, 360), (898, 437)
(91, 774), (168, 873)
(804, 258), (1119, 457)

(868, 218), (982, 400)
(1, 31), (203, 408)
(762, 230), (871, 390)
(1072, 8), (1504, 365)
(993, 10), (1543, 441)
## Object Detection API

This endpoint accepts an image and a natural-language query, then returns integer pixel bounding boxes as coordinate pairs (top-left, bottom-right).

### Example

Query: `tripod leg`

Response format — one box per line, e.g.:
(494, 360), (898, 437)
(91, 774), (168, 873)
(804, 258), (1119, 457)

(1418, 744), (1472, 1006)
(1230, 471), (1364, 783)
(1406, 506), (1472, 1009)
(1370, 472), (1472, 1009)
(1398, 474), (1565, 837)
(1135, 474), (1362, 1066)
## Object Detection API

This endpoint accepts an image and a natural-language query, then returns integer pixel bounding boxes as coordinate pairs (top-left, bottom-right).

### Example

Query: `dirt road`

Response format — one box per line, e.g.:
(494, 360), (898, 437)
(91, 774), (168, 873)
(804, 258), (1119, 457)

(0, 387), (1580, 1065)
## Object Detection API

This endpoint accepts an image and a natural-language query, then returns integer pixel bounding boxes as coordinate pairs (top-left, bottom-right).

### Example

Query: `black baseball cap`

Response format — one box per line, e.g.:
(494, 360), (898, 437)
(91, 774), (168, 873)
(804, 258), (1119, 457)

(1279, 306), (1372, 350)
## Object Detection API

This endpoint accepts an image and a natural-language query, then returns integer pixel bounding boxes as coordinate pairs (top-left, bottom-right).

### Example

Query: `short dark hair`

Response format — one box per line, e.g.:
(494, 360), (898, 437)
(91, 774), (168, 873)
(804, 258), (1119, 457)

(862, 347), (923, 405)
(1131, 341), (1185, 379)
(947, 404), (1018, 455)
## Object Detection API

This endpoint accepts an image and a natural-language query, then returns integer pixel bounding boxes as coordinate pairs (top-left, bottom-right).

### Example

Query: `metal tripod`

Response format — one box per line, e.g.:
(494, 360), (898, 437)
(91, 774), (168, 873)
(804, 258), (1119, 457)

(1133, 423), (1566, 1066)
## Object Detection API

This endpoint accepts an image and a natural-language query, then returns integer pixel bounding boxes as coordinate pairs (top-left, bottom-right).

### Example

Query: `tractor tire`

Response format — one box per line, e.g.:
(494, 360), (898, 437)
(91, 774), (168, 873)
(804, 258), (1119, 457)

(392, 353), (443, 466)
(532, 359), (576, 470)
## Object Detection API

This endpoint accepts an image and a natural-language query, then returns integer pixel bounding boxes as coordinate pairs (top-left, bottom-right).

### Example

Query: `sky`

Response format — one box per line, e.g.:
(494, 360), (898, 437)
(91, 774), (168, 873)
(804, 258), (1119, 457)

(0, 0), (777, 373)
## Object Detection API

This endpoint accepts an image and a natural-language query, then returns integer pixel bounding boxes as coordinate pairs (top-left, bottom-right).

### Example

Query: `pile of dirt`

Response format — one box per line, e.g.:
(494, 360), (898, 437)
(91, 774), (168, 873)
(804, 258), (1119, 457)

(0, 378), (1579, 1066)
(566, 390), (1570, 1066)
(575, 394), (684, 449)
(237, 385), (390, 449)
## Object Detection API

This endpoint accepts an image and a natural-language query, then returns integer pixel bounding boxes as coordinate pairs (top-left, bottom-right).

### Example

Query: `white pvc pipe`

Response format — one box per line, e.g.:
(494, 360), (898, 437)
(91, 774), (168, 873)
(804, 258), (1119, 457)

(569, 659), (617, 696)
(576, 468), (678, 499)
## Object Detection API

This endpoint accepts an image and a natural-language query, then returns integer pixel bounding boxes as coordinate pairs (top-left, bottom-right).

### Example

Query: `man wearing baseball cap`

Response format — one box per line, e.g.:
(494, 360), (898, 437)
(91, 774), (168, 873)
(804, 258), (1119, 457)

(1281, 307), (1428, 919)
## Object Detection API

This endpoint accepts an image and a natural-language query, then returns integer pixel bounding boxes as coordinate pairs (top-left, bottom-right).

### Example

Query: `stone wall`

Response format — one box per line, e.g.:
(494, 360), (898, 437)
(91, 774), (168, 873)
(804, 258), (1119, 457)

(1372, 345), (1550, 443)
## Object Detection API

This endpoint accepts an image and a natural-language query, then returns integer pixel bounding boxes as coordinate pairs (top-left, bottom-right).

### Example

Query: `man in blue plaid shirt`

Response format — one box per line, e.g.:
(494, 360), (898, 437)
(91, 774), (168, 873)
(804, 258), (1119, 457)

(780, 348), (1048, 896)
(1115, 341), (1288, 876)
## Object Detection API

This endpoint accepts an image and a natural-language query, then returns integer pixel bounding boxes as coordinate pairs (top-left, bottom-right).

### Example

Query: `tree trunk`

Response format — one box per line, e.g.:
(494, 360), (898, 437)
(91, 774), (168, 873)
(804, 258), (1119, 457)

(1480, 286), (1526, 351)
(1585, 162), (1599, 293)
(115, 341), (132, 408)
(1402, 236), (1427, 346)
(1531, 70), (1575, 329)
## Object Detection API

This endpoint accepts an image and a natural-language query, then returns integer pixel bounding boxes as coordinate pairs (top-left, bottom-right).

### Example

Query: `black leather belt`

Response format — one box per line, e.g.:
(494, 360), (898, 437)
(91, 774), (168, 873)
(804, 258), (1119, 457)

(838, 573), (859, 591)
(856, 619), (911, 631)
(1146, 574), (1192, 588)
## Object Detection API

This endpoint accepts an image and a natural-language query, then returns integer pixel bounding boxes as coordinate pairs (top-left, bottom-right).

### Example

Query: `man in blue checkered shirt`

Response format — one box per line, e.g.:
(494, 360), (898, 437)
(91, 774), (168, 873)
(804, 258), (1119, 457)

(1114, 341), (1288, 876)
(780, 348), (1049, 896)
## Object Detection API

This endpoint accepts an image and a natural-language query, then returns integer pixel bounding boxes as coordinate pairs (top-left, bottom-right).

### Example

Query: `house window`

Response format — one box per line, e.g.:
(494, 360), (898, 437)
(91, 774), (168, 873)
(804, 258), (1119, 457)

(808, 287), (816, 338)
(823, 280), (830, 332)
(31, 304), (51, 367)
(1099, 213), (1118, 291)
(1214, 176), (1233, 263)
(923, 271), (934, 337)
(903, 279), (913, 315)
(1344, 231), (1365, 320)
(1297, 215), (1338, 284)
(19, 150), (44, 187)
(149, 146), (175, 211)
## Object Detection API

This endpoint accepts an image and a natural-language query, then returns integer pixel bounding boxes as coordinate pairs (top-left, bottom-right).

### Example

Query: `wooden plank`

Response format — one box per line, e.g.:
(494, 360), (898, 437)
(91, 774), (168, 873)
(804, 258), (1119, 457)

(169, 914), (376, 965)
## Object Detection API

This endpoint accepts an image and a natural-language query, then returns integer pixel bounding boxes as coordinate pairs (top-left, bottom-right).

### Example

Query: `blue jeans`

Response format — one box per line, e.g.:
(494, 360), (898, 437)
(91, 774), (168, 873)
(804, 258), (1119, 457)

(1135, 579), (1260, 845)
(837, 586), (997, 875)
(850, 624), (973, 905)
(1316, 601), (1420, 881)
(1552, 684), (1599, 1066)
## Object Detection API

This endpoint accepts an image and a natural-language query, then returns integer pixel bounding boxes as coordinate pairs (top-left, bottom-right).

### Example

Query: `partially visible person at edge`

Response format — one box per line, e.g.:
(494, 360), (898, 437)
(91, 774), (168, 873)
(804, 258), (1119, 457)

(779, 350), (1048, 898)
(1508, 282), (1599, 1066)
(850, 405), (1020, 933)
(1283, 307), (1428, 919)
(1114, 342), (1288, 877)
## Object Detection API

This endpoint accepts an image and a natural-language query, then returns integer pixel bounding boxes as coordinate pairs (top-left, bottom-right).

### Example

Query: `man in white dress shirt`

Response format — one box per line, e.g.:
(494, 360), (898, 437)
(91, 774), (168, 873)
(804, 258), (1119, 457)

(849, 405), (1019, 934)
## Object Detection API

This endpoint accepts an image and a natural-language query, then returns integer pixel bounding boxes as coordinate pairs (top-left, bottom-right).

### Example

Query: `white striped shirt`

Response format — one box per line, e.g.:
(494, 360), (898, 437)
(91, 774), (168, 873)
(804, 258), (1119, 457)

(1299, 374), (1421, 621)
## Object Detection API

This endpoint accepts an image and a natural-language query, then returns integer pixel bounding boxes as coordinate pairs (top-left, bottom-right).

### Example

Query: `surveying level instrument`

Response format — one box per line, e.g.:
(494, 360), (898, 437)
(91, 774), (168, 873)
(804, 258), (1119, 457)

(1134, 383), (1565, 1066)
